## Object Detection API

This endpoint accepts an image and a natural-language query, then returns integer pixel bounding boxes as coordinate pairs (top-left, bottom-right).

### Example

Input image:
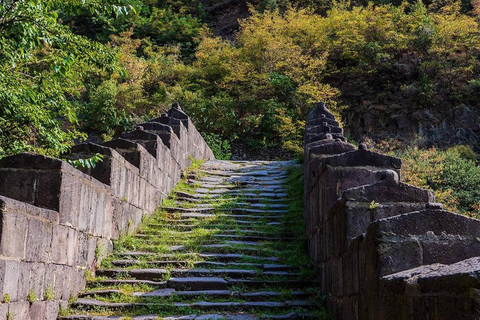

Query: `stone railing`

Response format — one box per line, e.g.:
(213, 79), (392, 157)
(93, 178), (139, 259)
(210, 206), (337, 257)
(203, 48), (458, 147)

(304, 102), (480, 320)
(0, 104), (214, 318)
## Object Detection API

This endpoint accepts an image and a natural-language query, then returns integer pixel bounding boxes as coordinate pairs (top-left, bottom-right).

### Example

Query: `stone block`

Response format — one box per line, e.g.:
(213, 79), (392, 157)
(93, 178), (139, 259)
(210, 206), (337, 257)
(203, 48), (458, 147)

(30, 301), (48, 319)
(306, 116), (340, 127)
(0, 304), (7, 320)
(306, 102), (336, 121)
(0, 260), (21, 301)
(367, 210), (480, 277)
(121, 130), (164, 159)
(25, 218), (53, 262)
(28, 263), (46, 300)
(102, 138), (142, 168)
(7, 301), (31, 320)
(0, 211), (28, 260)
(342, 176), (434, 203)
(51, 225), (70, 265)
(45, 301), (60, 320)
(0, 169), (37, 205)
(35, 170), (62, 211)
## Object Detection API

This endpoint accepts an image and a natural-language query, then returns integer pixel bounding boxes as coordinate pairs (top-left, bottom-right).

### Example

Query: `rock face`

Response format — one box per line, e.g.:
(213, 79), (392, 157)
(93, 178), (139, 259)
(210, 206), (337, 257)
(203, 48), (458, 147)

(0, 104), (214, 319)
(304, 101), (480, 320)
(344, 103), (480, 151)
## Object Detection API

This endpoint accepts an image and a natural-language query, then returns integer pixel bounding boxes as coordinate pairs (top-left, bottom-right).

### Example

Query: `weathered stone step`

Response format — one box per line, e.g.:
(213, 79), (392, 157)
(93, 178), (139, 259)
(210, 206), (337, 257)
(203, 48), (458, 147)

(166, 213), (282, 220)
(163, 244), (281, 256)
(88, 278), (314, 291)
(149, 243), (282, 255)
(88, 279), (167, 287)
(175, 191), (289, 201)
(199, 253), (280, 262)
(60, 312), (319, 320)
(187, 181), (287, 192)
(193, 188), (288, 197)
(191, 176), (288, 186)
(136, 234), (293, 244)
(175, 195), (291, 204)
(142, 223), (262, 232)
(196, 170), (287, 178)
(211, 234), (294, 242)
(70, 298), (313, 312)
(228, 279), (316, 290)
(109, 260), (294, 271)
(164, 207), (288, 215)
(60, 311), (318, 320)
(80, 288), (312, 301)
(96, 268), (301, 280)
(116, 252), (281, 263)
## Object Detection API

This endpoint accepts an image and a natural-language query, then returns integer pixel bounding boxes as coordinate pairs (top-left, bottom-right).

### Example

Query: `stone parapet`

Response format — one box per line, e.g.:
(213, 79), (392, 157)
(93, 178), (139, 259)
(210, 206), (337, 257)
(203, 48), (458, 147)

(304, 101), (480, 320)
(0, 104), (214, 319)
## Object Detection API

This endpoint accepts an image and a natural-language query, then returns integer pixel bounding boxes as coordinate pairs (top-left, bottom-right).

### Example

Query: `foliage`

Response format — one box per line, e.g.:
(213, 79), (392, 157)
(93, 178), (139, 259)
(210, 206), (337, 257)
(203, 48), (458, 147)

(2, 0), (480, 161)
(65, 153), (104, 169)
(27, 290), (37, 303)
(0, 0), (124, 158)
(373, 140), (480, 217)
(201, 133), (232, 160)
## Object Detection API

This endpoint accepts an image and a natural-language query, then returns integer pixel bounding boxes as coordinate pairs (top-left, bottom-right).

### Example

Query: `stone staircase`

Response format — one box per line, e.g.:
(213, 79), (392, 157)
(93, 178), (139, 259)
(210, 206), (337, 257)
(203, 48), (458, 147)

(59, 160), (324, 320)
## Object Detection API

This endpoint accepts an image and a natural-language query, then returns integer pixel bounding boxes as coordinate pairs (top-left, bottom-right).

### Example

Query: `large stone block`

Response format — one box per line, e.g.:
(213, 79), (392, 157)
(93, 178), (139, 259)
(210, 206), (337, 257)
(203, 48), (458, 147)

(25, 218), (53, 262)
(0, 209), (28, 260)
(307, 102), (336, 121)
(51, 225), (77, 265)
(366, 210), (480, 277)
(8, 301), (31, 320)
(380, 258), (480, 320)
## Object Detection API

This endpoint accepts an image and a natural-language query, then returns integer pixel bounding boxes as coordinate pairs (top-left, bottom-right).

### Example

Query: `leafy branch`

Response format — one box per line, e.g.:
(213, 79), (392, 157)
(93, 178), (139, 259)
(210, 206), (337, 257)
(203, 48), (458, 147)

(65, 153), (104, 169)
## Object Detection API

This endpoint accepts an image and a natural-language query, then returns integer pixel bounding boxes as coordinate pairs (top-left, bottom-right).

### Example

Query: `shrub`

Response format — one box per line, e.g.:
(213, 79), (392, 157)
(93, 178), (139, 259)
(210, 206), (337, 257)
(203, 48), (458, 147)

(373, 141), (480, 217)
(202, 133), (232, 160)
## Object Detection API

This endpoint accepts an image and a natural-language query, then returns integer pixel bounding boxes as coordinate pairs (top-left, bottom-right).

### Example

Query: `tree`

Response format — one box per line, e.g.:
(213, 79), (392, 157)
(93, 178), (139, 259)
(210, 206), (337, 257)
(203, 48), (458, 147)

(0, 0), (126, 158)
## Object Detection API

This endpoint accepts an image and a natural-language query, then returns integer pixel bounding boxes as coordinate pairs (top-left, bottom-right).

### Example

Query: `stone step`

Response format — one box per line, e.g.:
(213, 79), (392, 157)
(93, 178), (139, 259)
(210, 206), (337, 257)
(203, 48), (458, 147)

(60, 311), (318, 320)
(192, 188), (288, 197)
(175, 191), (289, 201)
(168, 213), (282, 220)
(132, 243), (282, 255)
(175, 196), (291, 204)
(96, 268), (301, 280)
(88, 278), (315, 291)
(211, 234), (294, 242)
(115, 252), (281, 263)
(60, 312), (319, 320)
(190, 179), (288, 188)
(80, 288), (312, 301)
(191, 176), (289, 186)
(70, 298), (313, 312)
(109, 260), (295, 271)
(142, 223), (261, 232)
(136, 234), (292, 244)
(164, 207), (288, 215)
(187, 181), (287, 193)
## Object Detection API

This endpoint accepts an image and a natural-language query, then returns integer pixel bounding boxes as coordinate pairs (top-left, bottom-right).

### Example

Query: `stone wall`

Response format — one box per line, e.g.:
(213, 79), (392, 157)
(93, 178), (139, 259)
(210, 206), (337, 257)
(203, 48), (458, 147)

(304, 102), (480, 320)
(0, 104), (214, 319)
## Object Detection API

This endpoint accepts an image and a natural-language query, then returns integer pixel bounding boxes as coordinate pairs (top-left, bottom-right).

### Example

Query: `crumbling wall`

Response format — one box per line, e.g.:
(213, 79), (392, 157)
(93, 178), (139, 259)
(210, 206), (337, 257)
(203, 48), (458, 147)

(305, 102), (480, 320)
(0, 104), (214, 319)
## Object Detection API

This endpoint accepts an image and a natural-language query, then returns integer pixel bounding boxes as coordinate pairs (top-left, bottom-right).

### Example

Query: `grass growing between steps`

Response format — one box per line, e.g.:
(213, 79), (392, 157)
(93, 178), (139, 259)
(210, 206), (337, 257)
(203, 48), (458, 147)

(278, 163), (315, 279)
(64, 161), (329, 319)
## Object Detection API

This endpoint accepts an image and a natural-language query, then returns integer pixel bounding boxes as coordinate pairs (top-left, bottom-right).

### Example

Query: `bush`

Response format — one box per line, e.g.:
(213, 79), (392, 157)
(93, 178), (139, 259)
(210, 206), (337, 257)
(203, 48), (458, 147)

(80, 80), (130, 132)
(202, 133), (232, 160)
(373, 141), (480, 217)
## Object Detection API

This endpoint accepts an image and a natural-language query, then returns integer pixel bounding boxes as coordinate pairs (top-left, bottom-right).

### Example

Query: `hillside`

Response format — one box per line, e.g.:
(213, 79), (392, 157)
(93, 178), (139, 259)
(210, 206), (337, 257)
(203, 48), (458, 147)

(1, 0), (480, 215)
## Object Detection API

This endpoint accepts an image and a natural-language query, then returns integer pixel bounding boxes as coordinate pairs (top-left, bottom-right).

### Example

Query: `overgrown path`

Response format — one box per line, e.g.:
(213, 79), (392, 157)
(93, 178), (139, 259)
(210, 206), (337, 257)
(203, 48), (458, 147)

(61, 160), (325, 319)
